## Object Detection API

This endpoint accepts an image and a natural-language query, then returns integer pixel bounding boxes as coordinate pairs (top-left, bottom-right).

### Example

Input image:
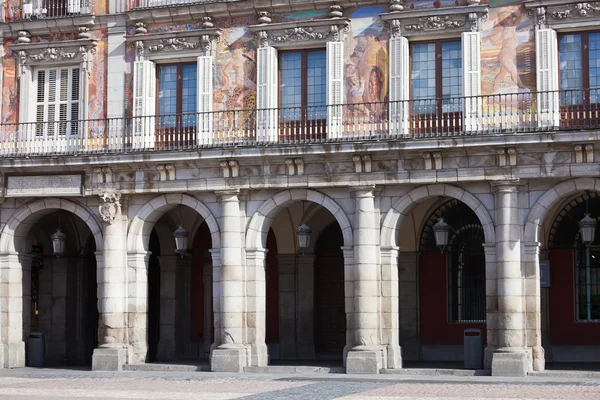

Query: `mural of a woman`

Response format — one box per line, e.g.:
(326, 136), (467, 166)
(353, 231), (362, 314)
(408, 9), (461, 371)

(491, 5), (528, 91)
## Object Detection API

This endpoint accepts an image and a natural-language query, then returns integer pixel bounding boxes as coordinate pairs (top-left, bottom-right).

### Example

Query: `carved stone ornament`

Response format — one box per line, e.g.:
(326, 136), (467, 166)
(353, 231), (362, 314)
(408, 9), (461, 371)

(146, 37), (199, 52)
(551, 2), (600, 19)
(381, 5), (488, 36)
(98, 191), (121, 224)
(10, 39), (98, 76)
(29, 47), (78, 62)
(249, 18), (350, 48)
(128, 30), (221, 58)
(524, 1), (600, 28)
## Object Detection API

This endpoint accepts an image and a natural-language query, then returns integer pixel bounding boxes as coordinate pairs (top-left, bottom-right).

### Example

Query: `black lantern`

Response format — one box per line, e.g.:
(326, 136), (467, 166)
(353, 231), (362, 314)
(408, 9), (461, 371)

(433, 218), (451, 251)
(296, 224), (312, 254)
(579, 213), (597, 246)
(51, 228), (66, 258)
(173, 226), (189, 256)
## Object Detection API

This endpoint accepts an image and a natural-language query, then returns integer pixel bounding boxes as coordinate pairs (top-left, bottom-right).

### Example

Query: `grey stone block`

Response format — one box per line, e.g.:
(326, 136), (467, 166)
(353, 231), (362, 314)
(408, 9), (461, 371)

(211, 348), (245, 372)
(345, 350), (382, 374)
(92, 348), (126, 371)
(491, 351), (528, 377)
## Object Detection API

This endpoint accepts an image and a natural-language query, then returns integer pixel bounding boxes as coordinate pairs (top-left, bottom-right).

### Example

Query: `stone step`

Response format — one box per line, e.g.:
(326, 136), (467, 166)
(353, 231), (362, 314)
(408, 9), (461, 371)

(382, 368), (490, 376)
(123, 363), (210, 372)
(244, 365), (346, 374)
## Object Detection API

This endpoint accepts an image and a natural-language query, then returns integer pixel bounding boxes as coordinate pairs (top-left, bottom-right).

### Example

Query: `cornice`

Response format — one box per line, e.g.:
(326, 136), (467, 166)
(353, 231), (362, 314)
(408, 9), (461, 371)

(248, 17), (350, 47)
(10, 38), (98, 75)
(126, 27), (222, 57)
(524, 0), (600, 29)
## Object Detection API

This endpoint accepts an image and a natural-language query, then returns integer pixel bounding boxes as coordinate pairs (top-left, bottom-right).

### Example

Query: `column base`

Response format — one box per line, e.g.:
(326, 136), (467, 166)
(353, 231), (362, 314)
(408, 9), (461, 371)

(250, 343), (268, 367)
(491, 348), (529, 377)
(1, 342), (25, 368)
(92, 347), (127, 371)
(386, 344), (402, 369)
(345, 346), (384, 374)
(211, 346), (247, 372)
(532, 345), (545, 371)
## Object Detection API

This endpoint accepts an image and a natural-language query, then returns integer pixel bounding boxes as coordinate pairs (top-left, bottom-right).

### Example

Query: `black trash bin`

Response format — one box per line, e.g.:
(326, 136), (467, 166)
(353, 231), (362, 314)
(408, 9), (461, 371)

(27, 332), (45, 367)
(463, 328), (483, 369)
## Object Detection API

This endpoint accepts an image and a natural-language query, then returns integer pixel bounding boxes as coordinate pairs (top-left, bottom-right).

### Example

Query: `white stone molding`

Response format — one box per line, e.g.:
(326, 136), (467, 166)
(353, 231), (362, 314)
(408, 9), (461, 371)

(156, 164), (175, 181)
(127, 29), (221, 61)
(352, 154), (372, 173)
(285, 158), (304, 176)
(381, 5), (489, 37)
(249, 17), (350, 49)
(126, 194), (221, 253)
(380, 184), (495, 248)
(246, 189), (353, 250)
(98, 191), (122, 224)
(93, 166), (113, 184)
(0, 198), (103, 254)
(525, 1), (600, 30)
(220, 160), (240, 178)
(524, 178), (600, 243)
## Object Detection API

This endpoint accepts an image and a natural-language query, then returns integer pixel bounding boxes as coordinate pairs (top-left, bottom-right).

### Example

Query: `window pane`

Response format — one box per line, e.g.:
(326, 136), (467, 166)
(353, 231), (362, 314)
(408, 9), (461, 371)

(576, 248), (600, 321)
(411, 43), (436, 114)
(307, 50), (326, 120)
(158, 65), (178, 128)
(590, 33), (600, 104)
(441, 41), (462, 113)
(280, 52), (302, 121)
(181, 64), (197, 128)
(560, 34), (583, 105)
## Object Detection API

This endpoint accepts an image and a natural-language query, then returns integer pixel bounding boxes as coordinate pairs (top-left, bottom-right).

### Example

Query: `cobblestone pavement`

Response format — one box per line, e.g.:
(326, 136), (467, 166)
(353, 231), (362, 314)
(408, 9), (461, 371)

(0, 369), (600, 400)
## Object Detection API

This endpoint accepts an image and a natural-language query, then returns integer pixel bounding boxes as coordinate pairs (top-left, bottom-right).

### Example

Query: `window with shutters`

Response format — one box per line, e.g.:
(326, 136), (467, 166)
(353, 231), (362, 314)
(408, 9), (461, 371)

(559, 32), (600, 127)
(279, 49), (327, 140)
(35, 67), (80, 138)
(410, 40), (463, 134)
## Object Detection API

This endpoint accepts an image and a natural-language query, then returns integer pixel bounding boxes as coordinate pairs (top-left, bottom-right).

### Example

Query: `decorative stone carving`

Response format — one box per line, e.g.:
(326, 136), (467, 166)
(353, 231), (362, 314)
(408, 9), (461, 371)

(329, 4), (343, 18)
(16, 31), (31, 44)
(390, 0), (404, 12)
(353, 154), (372, 173)
(270, 27), (333, 43)
(11, 39), (98, 76)
(78, 26), (91, 40)
(135, 22), (148, 35)
(146, 37), (199, 53)
(258, 11), (271, 24)
(94, 166), (113, 184)
(220, 160), (240, 178)
(551, 2), (600, 19)
(250, 18), (350, 48)
(404, 16), (466, 32)
(98, 191), (121, 224)
(525, 1), (600, 28)
(29, 47), (78, 62)
(130, 30), (221, 58)
(202, 16), (214, 29)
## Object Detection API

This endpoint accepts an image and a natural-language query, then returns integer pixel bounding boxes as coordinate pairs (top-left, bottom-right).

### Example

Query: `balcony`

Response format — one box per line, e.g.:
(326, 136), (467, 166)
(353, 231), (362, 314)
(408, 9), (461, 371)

(133, 0), (217, 8)
(6, 0), (93, 22)
(1, 90), (598, 157)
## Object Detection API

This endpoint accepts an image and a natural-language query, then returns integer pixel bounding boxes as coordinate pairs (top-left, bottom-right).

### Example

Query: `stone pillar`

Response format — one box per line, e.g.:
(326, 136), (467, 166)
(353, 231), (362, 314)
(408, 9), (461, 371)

(483, 243), (498, 370)
(127, 251), (150, 364)
(0, 252), (27, 368)
(211, 190), (247, 372)
(380, 246), (402, 369)
(246, 248), (267, 366)
(346, 186), (383, 374)
(106, 15), (127, 148)
(523, 241), (544, 371)
(156, 255), (178, 361)
(92, 192), (128, 371)
(491, 182), (528, 376)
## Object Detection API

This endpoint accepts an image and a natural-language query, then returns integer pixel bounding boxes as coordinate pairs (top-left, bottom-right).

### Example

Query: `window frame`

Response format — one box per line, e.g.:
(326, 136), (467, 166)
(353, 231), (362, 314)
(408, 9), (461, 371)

(574, 245), (600, 322)
(155, 61), (197, 132)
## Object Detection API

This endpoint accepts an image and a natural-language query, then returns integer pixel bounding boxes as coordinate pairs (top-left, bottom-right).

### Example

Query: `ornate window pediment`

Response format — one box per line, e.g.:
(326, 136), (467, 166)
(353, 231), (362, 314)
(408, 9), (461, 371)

(126, 25), (221, 59)
(524, 0), (600, 29)
(380, 5), (489, 37)
(10, 36), (98, 76)
(248, 17), (350, 48)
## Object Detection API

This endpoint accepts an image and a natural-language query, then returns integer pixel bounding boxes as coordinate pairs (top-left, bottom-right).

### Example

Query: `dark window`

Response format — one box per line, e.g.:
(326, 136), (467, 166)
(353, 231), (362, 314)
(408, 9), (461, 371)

(559, 32), (600, 106)
(157, 63), (197, 130)
(575, 247), (600, 321)
(279, 49), (327, 122)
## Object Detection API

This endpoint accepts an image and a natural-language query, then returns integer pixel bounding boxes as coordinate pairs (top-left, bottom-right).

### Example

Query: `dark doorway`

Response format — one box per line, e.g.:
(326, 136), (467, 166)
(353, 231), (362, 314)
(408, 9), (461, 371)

(314, 222), (346, 356)
(147, 230), (161, 362)
(189, 221), (213, 358)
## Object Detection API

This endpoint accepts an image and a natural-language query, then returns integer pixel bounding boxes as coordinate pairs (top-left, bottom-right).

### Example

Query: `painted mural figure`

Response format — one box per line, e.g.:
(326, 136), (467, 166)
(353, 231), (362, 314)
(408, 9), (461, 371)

(491, 6), (527, 91)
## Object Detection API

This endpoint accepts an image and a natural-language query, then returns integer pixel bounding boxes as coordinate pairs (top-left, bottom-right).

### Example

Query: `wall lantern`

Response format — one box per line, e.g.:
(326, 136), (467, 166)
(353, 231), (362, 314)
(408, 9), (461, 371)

(51, 228), (66, 258)
(433, 218), (451, 251)
(579, 213), (597, 246)
(173, 226), (189, 256)
(296, 224), (312, 254)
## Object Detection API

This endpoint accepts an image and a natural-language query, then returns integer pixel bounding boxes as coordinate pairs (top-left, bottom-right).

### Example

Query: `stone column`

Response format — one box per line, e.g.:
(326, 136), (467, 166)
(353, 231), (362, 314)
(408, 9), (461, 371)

(483, 243), (498, 370)
(246, 248), (267, 366)
(491, 182), (528, 376)
(156, 255), (178, 361)
(523, 241), (544, 371)
(127, 251), (150, 364)
(211, 190), (247, 372)
(92, 192), (129, 371)
(0, 252), (28, 368)
(380, 246), (402, 369)
(346, 186), (383, 374)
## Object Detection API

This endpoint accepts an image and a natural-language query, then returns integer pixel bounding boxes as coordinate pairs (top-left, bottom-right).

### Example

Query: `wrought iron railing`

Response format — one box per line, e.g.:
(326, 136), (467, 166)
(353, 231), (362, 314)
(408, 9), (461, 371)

(134, 0), (215, 8)
(1, 90), (599, 157)
(6, 0), (92, 21)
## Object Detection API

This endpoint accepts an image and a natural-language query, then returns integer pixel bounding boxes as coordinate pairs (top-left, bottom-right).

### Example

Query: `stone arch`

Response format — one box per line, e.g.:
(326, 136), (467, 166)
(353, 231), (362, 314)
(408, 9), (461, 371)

(524, 178), (600, 244)
(246, 189), (353, 250)
(0, 198), (103, 254)
(380, 184), (495, 248)
(127, 194), (220, 252)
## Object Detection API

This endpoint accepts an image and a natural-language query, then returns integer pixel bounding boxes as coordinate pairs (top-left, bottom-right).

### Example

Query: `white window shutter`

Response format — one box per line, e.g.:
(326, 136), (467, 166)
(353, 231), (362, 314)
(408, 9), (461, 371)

(462, 32), (481, 132)
(536, 28), (559, 128)
(133, 59), (156, 149)
(68, 0), (80, 14)
(256, 46), (278, 143)
(388, 35), (409, 136)
(327, 41), (344, 139)
(197, 55), (213, 146)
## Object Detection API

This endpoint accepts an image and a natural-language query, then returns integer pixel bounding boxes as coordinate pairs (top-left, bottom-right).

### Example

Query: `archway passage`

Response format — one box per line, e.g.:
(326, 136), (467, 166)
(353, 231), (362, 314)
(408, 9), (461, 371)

(147, 209), (213, 363)
(314, 222), (346, 357)
(26, 210), (98, 366)
(545, 193), (600, 362)
(417, 199), (486, 363)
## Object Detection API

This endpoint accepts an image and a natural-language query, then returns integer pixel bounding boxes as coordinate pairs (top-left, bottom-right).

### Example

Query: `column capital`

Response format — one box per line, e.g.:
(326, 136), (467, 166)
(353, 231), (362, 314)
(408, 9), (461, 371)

(523, 241), (541, 255)
(246, 248), (268, 260)
(350, 185), (377, 195)
(215, 189), (240, 200)
(491, 180), (521, 193)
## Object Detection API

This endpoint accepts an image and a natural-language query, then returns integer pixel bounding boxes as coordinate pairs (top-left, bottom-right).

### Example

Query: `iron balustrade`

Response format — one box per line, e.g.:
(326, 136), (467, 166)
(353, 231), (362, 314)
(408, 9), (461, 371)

(1, 89), (600, 157)
(7, 0), (92, 21)
(134, 0), (220, 8)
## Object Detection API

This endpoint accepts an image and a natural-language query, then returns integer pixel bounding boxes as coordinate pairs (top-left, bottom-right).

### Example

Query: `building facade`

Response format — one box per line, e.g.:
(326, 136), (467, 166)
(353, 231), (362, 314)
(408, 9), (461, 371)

(0, 0), (599, 376)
